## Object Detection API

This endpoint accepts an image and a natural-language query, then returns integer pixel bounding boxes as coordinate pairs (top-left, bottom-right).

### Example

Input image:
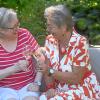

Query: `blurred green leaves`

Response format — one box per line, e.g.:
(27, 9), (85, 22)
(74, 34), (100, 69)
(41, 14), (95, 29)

(0, 0), (99, 45)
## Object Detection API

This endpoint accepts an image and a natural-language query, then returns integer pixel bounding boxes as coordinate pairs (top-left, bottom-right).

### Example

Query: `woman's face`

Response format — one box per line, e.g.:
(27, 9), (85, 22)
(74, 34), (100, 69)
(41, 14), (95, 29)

(46, 18), (66, 41)
(0, 18), (19, 39)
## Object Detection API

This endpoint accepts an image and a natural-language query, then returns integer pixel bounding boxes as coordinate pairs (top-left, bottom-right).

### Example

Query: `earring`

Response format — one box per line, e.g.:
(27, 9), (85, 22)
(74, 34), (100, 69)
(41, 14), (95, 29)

(62, 34), (66, 37)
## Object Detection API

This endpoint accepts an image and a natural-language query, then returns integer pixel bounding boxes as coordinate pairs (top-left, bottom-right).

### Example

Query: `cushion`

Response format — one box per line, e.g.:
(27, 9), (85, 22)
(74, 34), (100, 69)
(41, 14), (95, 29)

(89, 47), (100, 83)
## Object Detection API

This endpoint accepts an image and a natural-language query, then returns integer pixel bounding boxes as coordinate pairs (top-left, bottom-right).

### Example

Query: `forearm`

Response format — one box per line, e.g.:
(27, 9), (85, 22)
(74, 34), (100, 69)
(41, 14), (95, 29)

(52, 71), (79, 84)
(31, 72), (43, 91)
(0, 65), (19, 80)
(34, 72), (43, 82)
(50, 66), (89, 84)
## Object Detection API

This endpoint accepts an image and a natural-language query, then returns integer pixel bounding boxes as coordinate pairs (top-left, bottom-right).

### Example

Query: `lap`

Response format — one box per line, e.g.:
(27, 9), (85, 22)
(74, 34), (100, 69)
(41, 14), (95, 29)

(39, 73), (100, 100)
(19, 83), (40, 99)
(40, 85), (100, 100)
(0, 87), (18, 100)
(22, 96), (38, 100)
(0, 83), (40, 100)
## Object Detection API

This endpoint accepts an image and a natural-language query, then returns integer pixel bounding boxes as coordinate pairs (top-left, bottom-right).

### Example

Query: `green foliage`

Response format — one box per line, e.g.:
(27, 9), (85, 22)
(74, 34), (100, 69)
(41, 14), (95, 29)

(76, 18), (88, 30)
(89, 32), (100, 45)
(0, 0), (100, 45)
(0, 0), (46, 40)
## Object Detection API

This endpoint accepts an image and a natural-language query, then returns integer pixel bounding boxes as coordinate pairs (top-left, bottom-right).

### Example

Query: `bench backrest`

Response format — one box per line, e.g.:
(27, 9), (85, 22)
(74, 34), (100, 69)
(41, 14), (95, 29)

(89, 47), (100, 83)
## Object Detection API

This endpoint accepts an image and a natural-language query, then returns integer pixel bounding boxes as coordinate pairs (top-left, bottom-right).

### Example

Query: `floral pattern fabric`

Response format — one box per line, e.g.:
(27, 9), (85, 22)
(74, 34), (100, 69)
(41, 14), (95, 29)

(39, 30), (100, 100)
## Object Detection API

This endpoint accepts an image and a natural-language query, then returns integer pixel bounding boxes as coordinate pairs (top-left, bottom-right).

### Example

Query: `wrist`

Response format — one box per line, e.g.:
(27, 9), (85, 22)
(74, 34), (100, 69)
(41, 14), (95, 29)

(30, 83), (40, 92)
(35, 72), (43, 82)
(33, 81), (42, 86)
(48, 68), (55, 76)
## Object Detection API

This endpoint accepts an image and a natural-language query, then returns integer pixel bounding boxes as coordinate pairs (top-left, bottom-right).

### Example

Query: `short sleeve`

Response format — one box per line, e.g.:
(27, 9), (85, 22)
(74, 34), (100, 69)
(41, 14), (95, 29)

(45, 35), (55, 59)
(25, 29), (39, 51)
(73, 37), (91, 69)
(45, 38), (51, 59)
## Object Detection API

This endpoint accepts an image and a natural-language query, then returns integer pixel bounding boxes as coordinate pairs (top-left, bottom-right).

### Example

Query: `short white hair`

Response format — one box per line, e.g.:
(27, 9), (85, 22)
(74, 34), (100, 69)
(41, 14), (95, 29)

(44, 5), (73, 32)
(0, 7), (17, 28)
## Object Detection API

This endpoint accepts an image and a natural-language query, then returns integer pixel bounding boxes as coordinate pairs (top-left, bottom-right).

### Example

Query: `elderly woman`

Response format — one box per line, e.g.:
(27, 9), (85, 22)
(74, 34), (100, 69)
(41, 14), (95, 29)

(0, 7), (43, 100)
(36, 5), (100, 100)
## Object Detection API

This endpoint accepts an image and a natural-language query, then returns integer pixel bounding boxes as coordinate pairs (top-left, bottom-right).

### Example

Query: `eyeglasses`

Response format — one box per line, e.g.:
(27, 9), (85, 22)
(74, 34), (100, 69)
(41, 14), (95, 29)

(0, 22), (20, 30)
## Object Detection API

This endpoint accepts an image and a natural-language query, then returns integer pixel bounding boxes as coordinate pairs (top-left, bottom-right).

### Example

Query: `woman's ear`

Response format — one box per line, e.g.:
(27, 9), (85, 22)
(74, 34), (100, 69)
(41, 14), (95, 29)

(62, 25), (67, 33)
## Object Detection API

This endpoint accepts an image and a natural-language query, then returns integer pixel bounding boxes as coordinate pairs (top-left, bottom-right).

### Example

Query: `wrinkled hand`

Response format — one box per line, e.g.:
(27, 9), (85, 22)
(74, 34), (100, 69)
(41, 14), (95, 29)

(14, 60), (29, 72)
(32, 47), (46, 62)
(72, 65), (89, 84)
(32, 47), (50, 74)
(36, 60), (48, 74)
(36, 55), (50, 74)
(27, 83), (39, 92)
(45, 88), (57, 98)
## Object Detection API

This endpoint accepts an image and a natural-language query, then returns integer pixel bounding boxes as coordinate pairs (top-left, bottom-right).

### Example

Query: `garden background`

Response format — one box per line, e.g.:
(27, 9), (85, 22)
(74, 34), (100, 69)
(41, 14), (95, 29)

(0, 0), (100, 45)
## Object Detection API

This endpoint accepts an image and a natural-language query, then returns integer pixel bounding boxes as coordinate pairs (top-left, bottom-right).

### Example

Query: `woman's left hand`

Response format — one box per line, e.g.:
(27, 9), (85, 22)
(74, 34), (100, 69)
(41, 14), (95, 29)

(27, 83), (39, 92)
(36, 60), (48, 74)
(72, 65), (89, 84)
(45, 88), (58, 98)
(32, 47), (50, 74)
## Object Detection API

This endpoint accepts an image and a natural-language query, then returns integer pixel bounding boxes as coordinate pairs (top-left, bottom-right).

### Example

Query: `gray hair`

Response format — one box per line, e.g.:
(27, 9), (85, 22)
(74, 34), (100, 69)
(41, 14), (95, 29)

(44, 5), (73, 32)
(0, 7), (17, 28)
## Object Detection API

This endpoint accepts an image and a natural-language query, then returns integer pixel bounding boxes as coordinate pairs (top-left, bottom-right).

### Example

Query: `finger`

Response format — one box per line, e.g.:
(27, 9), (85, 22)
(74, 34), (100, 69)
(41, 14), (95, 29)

(36, 68), (44, 72)
(33, 55), (39, 62)
(45, 56), (50, 65)
(36, 67), (43, 71)
(36, 67), (42, 70)
(40, 48), (46, 56)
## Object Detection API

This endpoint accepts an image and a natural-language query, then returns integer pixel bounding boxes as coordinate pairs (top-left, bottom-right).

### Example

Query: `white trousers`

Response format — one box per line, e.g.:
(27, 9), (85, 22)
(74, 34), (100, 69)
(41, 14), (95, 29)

(0, 83), (40, 100)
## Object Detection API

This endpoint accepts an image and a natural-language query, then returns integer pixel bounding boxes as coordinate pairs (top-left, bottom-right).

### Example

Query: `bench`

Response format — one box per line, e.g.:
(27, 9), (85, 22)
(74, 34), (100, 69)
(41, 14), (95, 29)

(40, 47), (100, 92)
(89, 47), (100, 83)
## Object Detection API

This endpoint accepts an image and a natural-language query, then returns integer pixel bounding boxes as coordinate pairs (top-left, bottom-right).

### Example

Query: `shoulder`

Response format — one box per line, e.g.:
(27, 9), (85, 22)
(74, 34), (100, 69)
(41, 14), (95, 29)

(73, 30), (87, 45)
(18, 28), (30, 33)
(71, 31), (88, 51)
(18, 28), (34, 38)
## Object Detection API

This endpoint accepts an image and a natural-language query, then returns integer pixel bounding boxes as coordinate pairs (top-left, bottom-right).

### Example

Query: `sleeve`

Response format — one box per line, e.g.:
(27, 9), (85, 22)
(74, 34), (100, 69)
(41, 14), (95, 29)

(45, 35), (54, 59)
(45, 38), (50, 59)
(73, 36), (91, 69)
(25, 29), (39, 52)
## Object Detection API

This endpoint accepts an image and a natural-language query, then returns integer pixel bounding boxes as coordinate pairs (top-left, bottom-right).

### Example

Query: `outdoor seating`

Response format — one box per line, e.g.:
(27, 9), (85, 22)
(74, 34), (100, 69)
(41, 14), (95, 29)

(89, 47), (100, 83)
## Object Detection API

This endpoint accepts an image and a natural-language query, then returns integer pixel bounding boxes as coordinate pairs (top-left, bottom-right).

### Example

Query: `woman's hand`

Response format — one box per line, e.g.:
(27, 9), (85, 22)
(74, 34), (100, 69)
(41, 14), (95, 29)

(45, 88), (57, 98)
(27, 83), (39, 92)
(0, 60), (29, 80)
(36, 56), (51, 75)
(67, 65), (89, 84)
(14, 60), (29, 72)
(32, 47), (49, 74)
(32, 47), (46, 62)
(36, 60), (48, 74)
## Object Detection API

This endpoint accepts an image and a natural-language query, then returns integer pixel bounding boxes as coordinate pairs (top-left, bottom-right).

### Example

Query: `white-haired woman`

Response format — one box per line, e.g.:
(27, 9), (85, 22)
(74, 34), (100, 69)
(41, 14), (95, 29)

(36, 5), (100, 100)
(0, 7), (43, 100)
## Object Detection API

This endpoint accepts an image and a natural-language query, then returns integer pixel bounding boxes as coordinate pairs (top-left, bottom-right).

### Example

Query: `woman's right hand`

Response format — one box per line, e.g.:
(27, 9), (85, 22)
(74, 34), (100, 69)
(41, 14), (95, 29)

(14, 60), (29, 72)
(27, 83), (39, 92)
(0, 60), (29, 80)
(36, 60), (48, 74)
(45, 88), (58, 98)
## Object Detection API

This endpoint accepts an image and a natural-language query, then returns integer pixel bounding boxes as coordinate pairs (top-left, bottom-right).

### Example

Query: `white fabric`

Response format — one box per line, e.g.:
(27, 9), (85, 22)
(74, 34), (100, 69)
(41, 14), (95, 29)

(0, 83), (40, 100)
(39, 94), (47, 100)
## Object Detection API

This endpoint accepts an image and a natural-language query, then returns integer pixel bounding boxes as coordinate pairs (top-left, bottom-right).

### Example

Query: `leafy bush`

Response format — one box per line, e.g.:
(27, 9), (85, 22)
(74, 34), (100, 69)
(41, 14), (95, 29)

(0, 0), (99, 45)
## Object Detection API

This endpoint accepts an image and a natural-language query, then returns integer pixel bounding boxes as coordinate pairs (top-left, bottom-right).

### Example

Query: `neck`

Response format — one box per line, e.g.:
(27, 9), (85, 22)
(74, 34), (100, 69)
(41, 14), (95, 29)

(59, 32), (71, 47)
(0, 35), (17, 43)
